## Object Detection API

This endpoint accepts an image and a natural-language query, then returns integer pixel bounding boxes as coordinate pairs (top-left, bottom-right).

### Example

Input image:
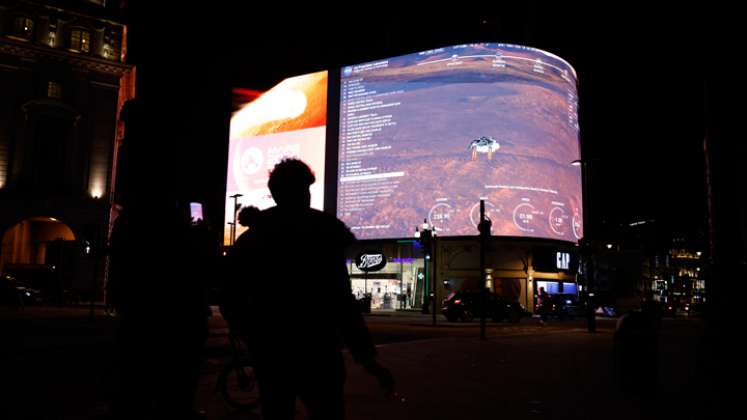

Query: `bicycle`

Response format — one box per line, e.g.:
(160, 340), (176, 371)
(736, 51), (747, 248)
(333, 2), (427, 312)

(217, 330), (260, 409)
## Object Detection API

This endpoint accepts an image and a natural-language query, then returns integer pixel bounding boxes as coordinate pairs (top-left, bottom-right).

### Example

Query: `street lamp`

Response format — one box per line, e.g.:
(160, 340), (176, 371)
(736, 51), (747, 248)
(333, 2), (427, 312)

(227, 222), (235, 246)
(571, 159), (596, 333)
(229, 193), (243, 245)
(477, 199), (492, 340)
(416, 219), (436, 323)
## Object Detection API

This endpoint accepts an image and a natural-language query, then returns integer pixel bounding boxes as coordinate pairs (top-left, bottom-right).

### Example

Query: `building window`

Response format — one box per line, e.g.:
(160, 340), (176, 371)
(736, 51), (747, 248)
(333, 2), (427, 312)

(11, 16), (34, 40)
(101, 27), (122, 61)
(70, 29), (91, 53)
(47, 82), (62, 99)
(48, 16), (58, 47)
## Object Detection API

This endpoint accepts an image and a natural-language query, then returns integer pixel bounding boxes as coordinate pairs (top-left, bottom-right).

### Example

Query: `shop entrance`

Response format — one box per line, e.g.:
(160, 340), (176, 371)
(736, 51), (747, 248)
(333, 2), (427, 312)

(348, 257), (425, 311)
(351, 277), (401, 310)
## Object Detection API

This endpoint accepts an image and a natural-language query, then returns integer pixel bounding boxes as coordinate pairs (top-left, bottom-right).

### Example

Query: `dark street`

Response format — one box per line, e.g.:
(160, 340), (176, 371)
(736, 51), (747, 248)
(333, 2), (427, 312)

(1, 307), (710, 419)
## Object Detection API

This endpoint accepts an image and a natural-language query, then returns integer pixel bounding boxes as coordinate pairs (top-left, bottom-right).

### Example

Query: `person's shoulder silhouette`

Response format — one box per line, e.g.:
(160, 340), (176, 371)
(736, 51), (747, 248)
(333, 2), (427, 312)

(253, 158), (354, 247)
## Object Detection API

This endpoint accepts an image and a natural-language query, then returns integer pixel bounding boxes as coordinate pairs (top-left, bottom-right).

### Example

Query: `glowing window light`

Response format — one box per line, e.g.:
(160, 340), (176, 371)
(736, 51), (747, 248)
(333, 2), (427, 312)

(90, 178), (105, 198)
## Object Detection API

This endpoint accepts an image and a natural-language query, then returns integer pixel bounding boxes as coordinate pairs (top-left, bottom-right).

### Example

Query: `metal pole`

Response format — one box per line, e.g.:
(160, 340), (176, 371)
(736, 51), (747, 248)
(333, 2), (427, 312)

(229, 193), (243, 245)
(88, 244), (97, 320)
(423, 252), (428, 313)
(582, 161), (596, 333)
(479, 199), (487, 340)
(431, 234), (436, 325)
(88, 224), (101, 321)
(227, 222), (235, 246)
(399, 250), (404, 310)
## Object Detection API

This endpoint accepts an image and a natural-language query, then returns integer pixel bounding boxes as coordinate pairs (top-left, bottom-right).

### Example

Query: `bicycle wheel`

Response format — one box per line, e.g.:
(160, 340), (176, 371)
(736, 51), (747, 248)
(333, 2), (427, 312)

(219, 361), (260, 409)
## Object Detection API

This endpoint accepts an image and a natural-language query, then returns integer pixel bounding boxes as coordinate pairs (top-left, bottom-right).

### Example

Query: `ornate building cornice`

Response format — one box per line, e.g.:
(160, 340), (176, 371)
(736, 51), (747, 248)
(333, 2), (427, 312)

(0, 37), (131, 76)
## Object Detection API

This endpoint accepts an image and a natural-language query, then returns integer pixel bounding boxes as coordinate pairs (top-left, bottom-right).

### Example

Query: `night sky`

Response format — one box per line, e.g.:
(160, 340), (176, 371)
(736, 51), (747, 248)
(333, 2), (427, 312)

(123, 5), (729, 245)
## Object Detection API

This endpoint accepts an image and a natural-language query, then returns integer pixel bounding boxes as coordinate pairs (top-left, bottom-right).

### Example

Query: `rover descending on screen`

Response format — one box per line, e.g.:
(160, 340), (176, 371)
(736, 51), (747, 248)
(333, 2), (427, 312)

(468, 136), (500, 160)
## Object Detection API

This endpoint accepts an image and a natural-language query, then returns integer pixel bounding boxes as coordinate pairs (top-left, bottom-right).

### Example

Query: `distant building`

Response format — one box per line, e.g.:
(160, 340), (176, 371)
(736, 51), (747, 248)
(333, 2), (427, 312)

(591, 220), (707, 313)
(0, 0), (134, 303)
(652, 240), (706, 309)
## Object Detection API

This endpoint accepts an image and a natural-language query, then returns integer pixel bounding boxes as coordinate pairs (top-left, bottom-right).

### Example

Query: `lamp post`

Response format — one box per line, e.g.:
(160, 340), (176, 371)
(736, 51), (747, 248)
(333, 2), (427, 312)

(227, 222), (235, 246)
(572, 159), (596, 333)
(416, 219), (435, 323)
(229, 193), (243, 245)
(477, 199), (492, 340)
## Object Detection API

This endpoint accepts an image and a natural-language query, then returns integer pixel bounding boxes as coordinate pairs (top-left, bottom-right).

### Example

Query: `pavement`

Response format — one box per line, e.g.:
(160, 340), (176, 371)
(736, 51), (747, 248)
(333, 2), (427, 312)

(198, 316), (713, 420)
(0, 306), (718, 420)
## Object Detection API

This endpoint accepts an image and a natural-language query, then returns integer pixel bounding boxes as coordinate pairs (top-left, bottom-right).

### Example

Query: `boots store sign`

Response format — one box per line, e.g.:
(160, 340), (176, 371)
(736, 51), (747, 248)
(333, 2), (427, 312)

(355, 252), (387, 272)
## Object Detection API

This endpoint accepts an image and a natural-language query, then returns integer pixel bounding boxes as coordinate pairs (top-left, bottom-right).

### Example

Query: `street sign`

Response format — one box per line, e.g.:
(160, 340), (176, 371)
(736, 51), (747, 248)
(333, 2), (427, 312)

(355, 252), (387, 272)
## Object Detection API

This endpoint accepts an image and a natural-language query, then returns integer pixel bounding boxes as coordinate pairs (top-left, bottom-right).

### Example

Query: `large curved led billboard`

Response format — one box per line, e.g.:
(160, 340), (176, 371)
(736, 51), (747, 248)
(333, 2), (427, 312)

(337, 43), (582, 241)
(225, 71), (327, 244)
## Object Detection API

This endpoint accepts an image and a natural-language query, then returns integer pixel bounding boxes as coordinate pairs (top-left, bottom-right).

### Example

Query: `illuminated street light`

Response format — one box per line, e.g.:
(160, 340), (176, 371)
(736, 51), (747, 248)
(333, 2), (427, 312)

(416, 219), (436, 323)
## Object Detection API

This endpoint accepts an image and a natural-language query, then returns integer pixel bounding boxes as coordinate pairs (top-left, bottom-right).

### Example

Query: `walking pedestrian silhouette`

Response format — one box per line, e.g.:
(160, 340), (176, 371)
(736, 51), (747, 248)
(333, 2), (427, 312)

(107, 99), (215, 420)
(226, 158), (394, 420)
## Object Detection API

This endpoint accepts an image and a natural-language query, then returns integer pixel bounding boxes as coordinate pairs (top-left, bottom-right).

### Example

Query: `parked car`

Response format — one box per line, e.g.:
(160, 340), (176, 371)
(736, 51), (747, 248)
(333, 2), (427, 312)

(537, 294), (582, 320)
(0, 275), (42, 306)
(442, 290), (530, 323)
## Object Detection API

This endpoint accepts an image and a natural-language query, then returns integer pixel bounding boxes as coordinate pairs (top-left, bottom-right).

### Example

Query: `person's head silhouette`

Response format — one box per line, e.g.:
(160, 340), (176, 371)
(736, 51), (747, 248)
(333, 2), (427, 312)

(268, 158), (315, 209)
(238, 205), (261, 228)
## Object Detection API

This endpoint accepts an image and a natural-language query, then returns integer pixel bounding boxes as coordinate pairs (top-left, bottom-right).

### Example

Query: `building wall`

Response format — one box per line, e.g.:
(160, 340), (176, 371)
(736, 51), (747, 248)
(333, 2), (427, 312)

(346, 238), (578, 313)
(0, 1), (132, 300)
(437, 238), (576, 312)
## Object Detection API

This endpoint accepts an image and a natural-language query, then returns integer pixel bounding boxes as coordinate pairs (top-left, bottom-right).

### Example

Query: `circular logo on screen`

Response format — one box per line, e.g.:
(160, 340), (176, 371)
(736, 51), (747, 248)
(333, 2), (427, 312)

(548, 207), (569, 236)
(343, 66), (353, 77)
(428, 202), (456, 233)
(512, 202), (539, 233)
(572, 212), (583, 240)
(240, 147), (264, 175)
(469, 200), (499, 230)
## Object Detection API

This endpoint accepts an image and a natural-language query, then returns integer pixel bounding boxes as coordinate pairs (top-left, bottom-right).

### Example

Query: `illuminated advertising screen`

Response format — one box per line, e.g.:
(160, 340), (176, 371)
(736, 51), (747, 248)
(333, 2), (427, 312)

(225, 71), (327, 244)
(337, 43), (582, 241)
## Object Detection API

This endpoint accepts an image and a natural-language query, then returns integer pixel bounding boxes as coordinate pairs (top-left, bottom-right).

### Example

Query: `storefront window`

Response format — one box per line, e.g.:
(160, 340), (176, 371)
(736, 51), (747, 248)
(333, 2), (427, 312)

(348, 257), (425, 311)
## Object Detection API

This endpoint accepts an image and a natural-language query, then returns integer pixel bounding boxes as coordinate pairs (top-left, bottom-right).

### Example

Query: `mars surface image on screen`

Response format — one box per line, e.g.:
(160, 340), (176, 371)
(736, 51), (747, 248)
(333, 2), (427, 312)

(337, 43), (582, 242)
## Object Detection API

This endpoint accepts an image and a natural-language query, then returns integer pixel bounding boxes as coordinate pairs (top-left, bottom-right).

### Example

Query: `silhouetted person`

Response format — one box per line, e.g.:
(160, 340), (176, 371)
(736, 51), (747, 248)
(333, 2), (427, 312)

(640, 292), (662, 330)
(614, 306), (658, 398)
(537, 287), (549, 324)
(237, 205), (261, 229)
(108, 199), (215, 419)
(229, 158), (393, 420)
(107, 99), (215, 419)
(220, 205), (261, 336)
